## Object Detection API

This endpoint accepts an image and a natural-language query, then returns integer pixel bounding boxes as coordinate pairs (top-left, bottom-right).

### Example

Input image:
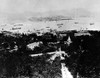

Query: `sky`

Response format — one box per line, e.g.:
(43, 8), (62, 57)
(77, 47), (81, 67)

(0, 0), (99, 23)
(0, 0), (99, 14)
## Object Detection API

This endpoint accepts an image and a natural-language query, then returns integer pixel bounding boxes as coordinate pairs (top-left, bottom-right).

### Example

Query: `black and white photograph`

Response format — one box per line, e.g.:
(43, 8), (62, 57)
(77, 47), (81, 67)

(0, 0), (100, 78)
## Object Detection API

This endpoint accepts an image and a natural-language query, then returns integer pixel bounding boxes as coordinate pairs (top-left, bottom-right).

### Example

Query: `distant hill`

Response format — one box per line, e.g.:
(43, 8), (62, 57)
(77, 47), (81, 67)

(28, 15), (73, 22)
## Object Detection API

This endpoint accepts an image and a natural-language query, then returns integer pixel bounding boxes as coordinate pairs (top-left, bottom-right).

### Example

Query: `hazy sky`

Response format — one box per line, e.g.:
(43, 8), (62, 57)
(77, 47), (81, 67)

(0, 0), (99, 24)
(0, 0), (99, 14)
